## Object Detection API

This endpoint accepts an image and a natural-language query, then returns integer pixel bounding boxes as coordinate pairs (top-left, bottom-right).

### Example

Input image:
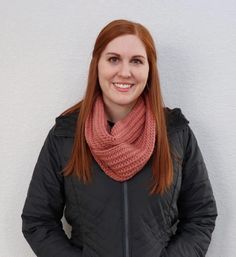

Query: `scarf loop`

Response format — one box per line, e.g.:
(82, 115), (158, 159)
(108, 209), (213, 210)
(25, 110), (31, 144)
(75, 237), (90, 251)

(85, 95), (156, 181)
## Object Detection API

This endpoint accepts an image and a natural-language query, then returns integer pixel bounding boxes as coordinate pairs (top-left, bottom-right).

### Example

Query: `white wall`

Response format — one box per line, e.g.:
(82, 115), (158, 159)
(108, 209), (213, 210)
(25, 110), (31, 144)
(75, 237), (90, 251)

(1, 0), (235, 256)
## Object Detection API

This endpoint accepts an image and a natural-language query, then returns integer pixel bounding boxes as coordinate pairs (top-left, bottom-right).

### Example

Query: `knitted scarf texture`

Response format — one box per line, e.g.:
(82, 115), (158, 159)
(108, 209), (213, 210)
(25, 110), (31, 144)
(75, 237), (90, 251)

(85, 95), (156, 181)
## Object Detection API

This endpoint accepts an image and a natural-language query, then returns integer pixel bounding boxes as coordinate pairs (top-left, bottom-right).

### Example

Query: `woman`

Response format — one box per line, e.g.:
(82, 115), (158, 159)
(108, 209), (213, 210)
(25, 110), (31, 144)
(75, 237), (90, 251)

(22, 19), (217, 257)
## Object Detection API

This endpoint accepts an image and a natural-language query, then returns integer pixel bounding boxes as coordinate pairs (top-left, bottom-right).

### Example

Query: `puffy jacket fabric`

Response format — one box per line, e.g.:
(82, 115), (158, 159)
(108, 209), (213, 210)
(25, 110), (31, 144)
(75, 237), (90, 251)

(21, 108), (217, 257)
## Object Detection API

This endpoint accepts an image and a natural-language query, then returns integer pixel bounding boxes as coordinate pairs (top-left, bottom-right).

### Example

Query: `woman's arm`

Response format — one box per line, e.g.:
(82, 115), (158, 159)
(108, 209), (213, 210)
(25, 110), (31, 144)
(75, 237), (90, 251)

(21, 128), (82, 257)
(163, 126), (217, 257)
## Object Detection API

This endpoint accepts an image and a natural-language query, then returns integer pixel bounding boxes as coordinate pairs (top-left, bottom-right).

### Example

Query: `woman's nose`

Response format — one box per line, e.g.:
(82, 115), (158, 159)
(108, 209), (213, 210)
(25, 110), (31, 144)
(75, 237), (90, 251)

(117, 62), (132, 78)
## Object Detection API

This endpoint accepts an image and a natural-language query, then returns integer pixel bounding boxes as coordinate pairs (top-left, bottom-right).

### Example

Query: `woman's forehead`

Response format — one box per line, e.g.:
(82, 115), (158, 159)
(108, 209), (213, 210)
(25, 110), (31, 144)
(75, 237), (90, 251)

(102, 35), (147, 57)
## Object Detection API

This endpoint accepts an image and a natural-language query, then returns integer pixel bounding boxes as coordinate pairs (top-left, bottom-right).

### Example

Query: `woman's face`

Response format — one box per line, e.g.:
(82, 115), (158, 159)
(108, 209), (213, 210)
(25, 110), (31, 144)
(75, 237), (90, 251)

(98, 34), (149, 115)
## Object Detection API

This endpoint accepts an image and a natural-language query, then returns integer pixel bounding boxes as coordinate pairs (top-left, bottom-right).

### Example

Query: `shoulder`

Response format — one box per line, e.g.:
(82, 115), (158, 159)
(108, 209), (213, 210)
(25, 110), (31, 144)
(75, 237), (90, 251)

(52, 111), (79, 137)
(165, 107), (202, 158)
(164, 107), (190, 134)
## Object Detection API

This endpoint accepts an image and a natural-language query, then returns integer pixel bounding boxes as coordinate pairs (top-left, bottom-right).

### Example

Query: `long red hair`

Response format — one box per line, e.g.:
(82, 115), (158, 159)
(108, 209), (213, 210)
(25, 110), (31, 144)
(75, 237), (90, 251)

(61, 19), (173, 194)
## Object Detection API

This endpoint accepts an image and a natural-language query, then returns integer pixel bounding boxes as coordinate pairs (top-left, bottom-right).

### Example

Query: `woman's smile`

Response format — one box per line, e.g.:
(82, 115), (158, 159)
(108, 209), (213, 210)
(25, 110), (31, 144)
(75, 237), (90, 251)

(112, 82), (135, 92)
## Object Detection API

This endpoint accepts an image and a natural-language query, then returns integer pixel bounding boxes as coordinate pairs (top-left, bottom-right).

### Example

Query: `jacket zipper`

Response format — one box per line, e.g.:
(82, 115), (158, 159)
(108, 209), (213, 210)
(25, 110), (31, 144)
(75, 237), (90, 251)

(123, 181), (130, 257)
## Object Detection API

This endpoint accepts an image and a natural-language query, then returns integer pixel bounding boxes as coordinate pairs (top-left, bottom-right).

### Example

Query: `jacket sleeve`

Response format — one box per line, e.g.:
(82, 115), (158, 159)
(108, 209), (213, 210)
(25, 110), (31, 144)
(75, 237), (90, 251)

(162, 126), (217, 257)
(21, 128), (82, 257)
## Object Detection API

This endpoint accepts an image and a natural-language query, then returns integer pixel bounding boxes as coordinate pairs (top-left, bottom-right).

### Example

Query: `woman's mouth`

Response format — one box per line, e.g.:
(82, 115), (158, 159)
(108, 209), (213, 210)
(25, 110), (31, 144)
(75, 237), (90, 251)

(112, 82), (134, 91)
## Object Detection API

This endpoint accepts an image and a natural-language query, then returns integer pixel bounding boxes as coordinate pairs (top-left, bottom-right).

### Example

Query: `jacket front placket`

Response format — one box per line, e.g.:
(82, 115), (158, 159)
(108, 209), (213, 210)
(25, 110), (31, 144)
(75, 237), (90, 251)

(123, 181), (131, 257)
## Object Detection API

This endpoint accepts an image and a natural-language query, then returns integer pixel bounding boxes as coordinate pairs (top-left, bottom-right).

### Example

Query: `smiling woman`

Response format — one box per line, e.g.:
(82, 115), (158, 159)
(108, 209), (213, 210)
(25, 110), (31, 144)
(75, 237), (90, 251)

(98, 34), (149, 122)
(21, 19), (217, 257)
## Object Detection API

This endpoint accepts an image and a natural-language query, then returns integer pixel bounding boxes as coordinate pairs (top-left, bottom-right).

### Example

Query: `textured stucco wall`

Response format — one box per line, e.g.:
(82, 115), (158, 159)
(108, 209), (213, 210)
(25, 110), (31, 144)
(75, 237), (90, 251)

(1, 0), (236, 256)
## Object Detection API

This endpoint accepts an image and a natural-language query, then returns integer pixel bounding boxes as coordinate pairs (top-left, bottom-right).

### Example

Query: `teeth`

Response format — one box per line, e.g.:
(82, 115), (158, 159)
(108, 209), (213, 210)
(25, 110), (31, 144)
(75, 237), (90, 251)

(113, 83), (132, 89)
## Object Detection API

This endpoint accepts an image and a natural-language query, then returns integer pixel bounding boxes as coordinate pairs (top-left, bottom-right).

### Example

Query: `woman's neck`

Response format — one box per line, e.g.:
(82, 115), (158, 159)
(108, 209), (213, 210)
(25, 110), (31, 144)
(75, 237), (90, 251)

(104, 102), (135, 123)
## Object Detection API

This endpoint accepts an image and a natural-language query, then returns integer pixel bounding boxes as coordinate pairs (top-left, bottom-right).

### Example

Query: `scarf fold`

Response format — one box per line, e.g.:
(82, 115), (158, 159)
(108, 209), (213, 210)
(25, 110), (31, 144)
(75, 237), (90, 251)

(85, 95), (156, 181)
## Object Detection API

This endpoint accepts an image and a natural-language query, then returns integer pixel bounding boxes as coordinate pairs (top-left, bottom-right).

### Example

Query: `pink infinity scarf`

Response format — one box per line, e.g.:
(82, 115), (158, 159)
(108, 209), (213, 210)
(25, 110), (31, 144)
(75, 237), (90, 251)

(85, 95), (156, 181)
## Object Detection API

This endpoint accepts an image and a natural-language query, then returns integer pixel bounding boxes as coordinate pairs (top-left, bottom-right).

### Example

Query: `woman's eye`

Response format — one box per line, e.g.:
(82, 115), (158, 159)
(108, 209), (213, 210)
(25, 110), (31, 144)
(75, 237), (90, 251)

(132, 59), (143, 64)
(108, 57), (119, 63)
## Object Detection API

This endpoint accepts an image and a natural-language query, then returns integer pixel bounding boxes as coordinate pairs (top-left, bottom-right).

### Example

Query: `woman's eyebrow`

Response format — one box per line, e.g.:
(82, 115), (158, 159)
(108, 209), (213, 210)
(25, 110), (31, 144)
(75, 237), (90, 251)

(132, 55), (146, 59)
(106, 52), (120, 56)
(105, 52), (146, 59)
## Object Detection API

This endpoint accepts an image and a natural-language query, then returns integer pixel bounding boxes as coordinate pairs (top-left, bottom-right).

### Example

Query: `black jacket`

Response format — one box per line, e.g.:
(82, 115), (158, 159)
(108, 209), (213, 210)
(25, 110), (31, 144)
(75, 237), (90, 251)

(21, 108), (217, 257)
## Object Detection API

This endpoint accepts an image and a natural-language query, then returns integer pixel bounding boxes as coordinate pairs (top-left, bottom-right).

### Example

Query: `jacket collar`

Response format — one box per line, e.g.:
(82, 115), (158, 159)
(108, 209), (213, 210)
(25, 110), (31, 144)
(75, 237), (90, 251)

(165, 107), (189, 134)
(53, 112), (78, 137)
(53, 108), (189, 138)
